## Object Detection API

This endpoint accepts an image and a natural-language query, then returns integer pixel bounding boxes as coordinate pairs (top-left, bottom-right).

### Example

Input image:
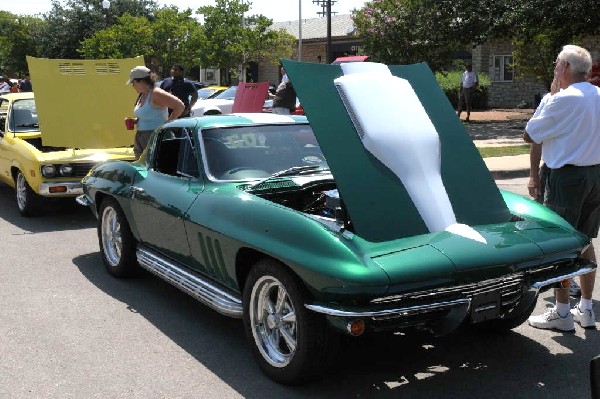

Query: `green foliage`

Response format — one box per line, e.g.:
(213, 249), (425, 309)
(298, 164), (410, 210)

(504, 0), (599, 87)
(79, 7), (207, 76)
(436, 70), (490, 109)
(198, 0), (294, 84)
(352, 0), (502, 71)
(0, 12), (41, 76)
(0, 0), (293, 84)
(478, 145), (530, 158)
(352, 0), (600, 81)
(37, 0), (159, 60)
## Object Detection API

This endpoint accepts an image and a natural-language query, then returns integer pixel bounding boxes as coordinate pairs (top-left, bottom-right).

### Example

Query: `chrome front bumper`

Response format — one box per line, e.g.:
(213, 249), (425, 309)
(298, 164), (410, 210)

(38, 182), (83, 196)
(305, 262), (596, 329)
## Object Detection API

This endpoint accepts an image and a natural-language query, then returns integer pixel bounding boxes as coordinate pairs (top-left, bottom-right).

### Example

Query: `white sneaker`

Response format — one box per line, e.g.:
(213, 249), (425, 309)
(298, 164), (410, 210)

(569, 279), (581, 297)
(528, 307), (575, 331)
(570, 304), (596, 328)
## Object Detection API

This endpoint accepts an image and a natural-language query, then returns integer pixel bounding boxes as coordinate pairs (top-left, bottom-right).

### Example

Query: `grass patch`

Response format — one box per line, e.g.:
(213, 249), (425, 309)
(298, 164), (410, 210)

(478, 145), (530, 158)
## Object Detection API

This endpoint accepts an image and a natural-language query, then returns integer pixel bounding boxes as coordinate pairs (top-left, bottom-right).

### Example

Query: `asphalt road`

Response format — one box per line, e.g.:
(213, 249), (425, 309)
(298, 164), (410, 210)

(0, 179), (598, 399)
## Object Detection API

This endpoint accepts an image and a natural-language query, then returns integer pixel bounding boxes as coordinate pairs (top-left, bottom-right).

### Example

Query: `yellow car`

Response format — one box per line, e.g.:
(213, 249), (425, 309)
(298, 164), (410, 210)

(0, 56), (142, 216)
(197, 85), (228, 100)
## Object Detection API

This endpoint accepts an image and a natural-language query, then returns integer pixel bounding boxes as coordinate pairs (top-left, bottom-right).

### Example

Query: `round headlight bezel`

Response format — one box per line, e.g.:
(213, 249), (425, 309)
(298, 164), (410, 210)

(41, 164), (56, 177)
(59, 164), (73, 176)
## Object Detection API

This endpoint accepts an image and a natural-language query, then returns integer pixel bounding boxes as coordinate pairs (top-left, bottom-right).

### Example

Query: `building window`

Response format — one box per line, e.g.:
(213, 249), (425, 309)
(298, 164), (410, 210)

(489, 55), (514, 82)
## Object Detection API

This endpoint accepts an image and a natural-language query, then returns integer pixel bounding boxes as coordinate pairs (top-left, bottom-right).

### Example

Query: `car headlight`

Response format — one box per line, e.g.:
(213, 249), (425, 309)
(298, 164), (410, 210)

(41, 164), (56, 177)
(59, 164), (73, 176)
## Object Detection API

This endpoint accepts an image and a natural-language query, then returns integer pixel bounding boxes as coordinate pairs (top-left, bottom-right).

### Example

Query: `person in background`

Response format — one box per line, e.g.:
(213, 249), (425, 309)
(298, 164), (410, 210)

(19, 73), (32, 92)
(457, 62), (478, 122)
(126, 65), (185, 158)
(10, 79), (20, 93)
(272, 66), (297, 115)
(159, 64), (198, 118)
(525, 44), (600, 331)
(0, 77), (12, 94)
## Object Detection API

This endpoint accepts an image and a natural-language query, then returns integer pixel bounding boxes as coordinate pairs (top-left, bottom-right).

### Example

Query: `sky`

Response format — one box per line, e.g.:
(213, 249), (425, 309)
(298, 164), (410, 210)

(0, 0), (368, 22)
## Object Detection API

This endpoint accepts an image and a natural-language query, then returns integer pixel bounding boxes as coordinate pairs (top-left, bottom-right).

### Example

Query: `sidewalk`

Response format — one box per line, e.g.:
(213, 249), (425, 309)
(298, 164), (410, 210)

(461, 109), (533, 179)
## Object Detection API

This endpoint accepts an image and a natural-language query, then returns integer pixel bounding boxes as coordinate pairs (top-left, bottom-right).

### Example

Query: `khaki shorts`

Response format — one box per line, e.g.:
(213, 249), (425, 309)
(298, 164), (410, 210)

(545, 165), (600, 238)
(134, 130), (153, 158)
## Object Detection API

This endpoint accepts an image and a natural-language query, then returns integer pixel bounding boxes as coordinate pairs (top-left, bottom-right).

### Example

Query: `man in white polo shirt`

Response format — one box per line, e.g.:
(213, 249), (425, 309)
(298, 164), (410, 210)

(457, 62), (478, 122)
(525, 44), (600, 331)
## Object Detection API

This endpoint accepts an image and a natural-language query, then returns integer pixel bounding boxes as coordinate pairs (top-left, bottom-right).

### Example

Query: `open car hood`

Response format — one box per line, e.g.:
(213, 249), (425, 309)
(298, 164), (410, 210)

(282, 60), (512, 243)
(26, 56), (143, 149)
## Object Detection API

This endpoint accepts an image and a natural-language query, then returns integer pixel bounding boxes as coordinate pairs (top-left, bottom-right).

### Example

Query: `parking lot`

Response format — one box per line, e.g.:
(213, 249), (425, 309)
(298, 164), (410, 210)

(0, 180), (598, 398)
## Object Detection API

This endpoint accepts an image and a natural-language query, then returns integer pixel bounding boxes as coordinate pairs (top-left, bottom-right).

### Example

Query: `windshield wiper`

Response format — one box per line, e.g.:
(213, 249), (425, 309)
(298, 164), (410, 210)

(246, 165), (330, 191)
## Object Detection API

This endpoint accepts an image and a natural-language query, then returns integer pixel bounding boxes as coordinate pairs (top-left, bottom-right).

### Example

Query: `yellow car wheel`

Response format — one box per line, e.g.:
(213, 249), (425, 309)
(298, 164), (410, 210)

(15, 170), (43, 217)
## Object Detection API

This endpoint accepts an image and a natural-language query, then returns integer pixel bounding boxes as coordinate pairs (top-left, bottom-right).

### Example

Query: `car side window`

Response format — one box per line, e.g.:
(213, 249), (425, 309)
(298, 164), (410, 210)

(0, 99), (7, 133)
(153, 127), (199, 178)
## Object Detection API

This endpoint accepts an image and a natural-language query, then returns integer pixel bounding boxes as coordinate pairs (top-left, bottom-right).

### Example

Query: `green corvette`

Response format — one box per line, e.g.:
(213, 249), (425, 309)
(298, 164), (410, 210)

(78, 62), (595, 384)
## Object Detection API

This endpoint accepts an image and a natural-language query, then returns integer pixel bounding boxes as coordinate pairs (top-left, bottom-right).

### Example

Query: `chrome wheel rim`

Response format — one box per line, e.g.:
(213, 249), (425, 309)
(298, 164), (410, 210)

(101, 206), (122, 267)
(16, 173), (27, 211)
(250, 275), (297, 368)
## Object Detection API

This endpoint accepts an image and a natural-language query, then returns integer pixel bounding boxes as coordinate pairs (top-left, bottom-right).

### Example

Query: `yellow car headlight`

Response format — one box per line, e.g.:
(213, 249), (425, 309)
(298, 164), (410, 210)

(41, 164), (56, 177)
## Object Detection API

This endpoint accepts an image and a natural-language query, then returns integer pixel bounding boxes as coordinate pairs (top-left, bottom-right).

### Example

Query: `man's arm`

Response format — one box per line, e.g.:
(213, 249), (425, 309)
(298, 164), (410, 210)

(188, 83), (198, 111)
(527, 142), (542, 199)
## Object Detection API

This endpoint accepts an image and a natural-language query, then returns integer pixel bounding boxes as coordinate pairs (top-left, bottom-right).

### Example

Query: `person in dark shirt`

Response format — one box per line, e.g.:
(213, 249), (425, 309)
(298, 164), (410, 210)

(19, 73), (32, 92)
(159, 64), (198, 118)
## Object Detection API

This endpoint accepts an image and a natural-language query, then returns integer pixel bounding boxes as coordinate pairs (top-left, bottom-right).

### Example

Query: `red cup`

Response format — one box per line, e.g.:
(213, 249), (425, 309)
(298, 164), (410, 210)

(124, 117), (135, 130)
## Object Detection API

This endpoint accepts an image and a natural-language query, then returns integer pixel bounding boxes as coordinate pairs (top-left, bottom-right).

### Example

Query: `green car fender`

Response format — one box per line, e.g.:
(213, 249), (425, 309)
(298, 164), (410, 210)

(500, 189), (589, 246)
(185, 188), (392, 298)
(83, 161), (144, 237)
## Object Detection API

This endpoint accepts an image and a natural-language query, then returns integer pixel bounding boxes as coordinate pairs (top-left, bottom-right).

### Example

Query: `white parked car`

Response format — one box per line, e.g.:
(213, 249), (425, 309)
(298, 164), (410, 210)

(191, 85), (237, 116)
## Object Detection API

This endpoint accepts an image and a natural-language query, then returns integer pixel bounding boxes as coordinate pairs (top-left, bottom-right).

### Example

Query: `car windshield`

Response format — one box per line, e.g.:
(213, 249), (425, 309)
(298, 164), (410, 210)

(200, 123), (327, 181)
(198, 87), (224, 100)
(11, 99), (39, 132)
(213, 86), (237, 100)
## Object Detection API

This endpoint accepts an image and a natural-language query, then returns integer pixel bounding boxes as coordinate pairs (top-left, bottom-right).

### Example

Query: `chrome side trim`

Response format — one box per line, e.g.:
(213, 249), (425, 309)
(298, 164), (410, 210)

(305, 298), (471, 320)
(38, 182), (83, 196)
(137, 247), (243, 318)
(531, 266), (596, 291)
(75, 194), (91, 206)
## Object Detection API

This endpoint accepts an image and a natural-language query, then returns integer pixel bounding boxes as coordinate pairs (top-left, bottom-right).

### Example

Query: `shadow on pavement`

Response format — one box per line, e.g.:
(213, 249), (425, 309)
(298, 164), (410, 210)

(0, 183), (95, 232)
(73, 251), (599, 398)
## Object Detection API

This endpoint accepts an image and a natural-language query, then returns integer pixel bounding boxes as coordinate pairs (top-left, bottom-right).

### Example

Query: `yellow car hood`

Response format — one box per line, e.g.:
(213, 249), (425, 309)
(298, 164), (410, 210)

(27, 56), (143, 149)
(38, 147), (134, 163)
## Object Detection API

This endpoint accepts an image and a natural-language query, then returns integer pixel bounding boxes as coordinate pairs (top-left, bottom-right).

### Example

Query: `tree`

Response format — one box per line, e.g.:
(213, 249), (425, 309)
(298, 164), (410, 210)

(352, 0), (600, 83)
(504, 0), (600, 87)
(37, 0), (159, 59)
(198, 0), (294, 84)
(0, 12), (41, 76)
(352, 0), (502, 71)
(79, 7), (206, 76)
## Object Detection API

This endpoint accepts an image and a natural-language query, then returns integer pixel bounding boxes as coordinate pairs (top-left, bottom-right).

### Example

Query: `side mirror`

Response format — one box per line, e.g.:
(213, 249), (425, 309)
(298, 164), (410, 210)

(0, 115), (6, 135)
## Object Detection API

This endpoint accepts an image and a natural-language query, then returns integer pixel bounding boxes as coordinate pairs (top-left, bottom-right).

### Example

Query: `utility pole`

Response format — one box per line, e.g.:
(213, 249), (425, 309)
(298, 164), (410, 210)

(298, 0), (302, 61)
(313, 0), (337, 64)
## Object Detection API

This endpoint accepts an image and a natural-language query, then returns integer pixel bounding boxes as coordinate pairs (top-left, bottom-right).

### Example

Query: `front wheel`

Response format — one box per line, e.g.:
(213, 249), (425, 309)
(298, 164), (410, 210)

(243, 259), (335, 385)
(15, 170), (43, 217)
(98, 197), (138, 277)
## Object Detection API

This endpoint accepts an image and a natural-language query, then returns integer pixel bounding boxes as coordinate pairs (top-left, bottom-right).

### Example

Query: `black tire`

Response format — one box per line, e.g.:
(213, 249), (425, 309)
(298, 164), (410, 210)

(97, 197), (138, 277)
(243, 259), (335, 385)
(15, 170), (43, 217)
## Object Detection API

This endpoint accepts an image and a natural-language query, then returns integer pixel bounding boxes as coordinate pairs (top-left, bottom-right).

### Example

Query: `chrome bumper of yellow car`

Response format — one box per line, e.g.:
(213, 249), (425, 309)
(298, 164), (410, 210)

(38, 182), (83, 196)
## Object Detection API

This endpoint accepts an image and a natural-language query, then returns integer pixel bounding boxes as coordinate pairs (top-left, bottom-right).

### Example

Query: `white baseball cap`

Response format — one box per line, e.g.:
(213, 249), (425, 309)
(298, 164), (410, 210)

(126, 65), (151, 84)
